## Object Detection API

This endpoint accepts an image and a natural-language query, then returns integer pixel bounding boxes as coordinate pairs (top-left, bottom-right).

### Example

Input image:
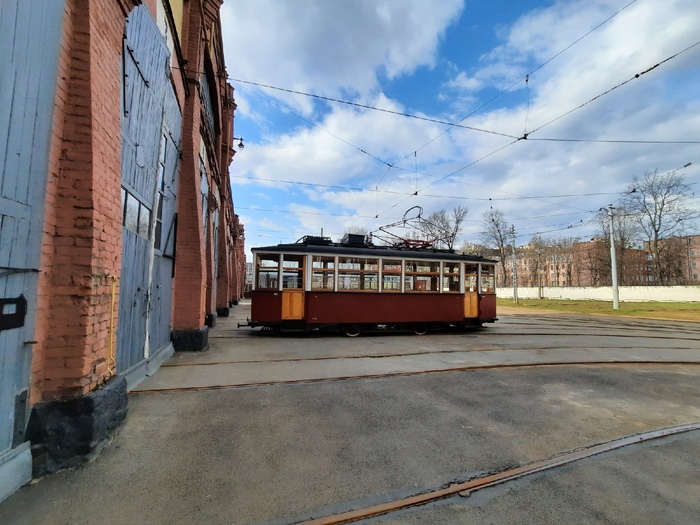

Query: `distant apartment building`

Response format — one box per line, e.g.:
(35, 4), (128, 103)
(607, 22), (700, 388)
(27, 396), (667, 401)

(688, 235), (700, 282)
(642, 234), (700, 284)
(498, 235), (700, 288)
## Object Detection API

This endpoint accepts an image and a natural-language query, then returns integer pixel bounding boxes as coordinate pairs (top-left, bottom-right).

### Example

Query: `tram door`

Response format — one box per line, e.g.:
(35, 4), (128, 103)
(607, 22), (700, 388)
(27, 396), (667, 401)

(281, 291), (304, 320)
(281, 255), (305, 320)
(464, 264), (479, 317)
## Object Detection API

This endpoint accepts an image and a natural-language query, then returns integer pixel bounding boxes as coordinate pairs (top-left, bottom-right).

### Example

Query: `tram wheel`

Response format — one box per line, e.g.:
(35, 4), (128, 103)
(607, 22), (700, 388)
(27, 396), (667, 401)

(413, 324), (428, 335)
(343, 325), (361, 337)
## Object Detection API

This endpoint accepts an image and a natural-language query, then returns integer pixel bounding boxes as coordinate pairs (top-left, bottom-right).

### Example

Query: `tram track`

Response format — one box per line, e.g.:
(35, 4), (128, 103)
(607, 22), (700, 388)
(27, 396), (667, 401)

(500, 317), (700, 336)
(140, 314), (700, 395)
(496, 329), (700, 339)
(289, 424), (700, 525)
(131, 361), (700, 395)
(243, 330), (700, 340)
(161, 343), (700, 368)
(227, 316), (700, 339)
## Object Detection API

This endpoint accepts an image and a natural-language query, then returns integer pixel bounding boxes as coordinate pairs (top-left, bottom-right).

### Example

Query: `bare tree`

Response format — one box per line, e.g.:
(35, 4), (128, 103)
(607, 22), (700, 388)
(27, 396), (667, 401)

(554, 235), (577, 286)
(524, 234), (547, 287)
(417, 206), (469, 250)
(592, 206), (642, 285)
(662, 236), (691, 284)
(531, 235), (577, 287)
(480, 209), (511, 286)
(460, 242), (488, 257)
(620, 168), (699, 284)
(338, 226), (369, 243)
(579, 239), (609, 286)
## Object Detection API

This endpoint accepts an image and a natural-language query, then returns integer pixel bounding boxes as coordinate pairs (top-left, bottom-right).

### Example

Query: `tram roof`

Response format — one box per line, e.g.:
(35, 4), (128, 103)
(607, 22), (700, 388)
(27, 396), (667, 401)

(252, 241), (496, 264)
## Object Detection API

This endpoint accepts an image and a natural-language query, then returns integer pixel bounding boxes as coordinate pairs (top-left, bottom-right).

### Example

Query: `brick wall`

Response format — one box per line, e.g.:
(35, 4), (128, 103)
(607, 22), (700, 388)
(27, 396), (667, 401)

(28, 0), (244, 373)
(31, 0), (137, 403)
(172, 0), (244, 330)
(172, 1), (207, 330)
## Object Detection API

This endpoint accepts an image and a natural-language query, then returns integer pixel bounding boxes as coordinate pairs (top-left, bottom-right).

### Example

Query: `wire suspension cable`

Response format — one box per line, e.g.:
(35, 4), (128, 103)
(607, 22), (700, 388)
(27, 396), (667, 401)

(230, 78), (518, 139)
(526, 39), (700, 137)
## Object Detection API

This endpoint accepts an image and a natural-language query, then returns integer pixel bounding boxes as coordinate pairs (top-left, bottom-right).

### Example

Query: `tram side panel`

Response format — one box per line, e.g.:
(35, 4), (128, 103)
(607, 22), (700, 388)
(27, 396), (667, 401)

(249, 290), (283, 323)
(479, 293), (497, 321)
(250, 291), (496, 328)
(305, 292), (464, 326)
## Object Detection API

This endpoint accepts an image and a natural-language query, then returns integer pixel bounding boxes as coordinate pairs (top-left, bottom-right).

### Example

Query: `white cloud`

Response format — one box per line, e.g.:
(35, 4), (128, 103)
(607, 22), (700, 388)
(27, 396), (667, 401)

(221, 0), (464, 115)
(224, 0), (700, 248)
(444, 71), (482, 92)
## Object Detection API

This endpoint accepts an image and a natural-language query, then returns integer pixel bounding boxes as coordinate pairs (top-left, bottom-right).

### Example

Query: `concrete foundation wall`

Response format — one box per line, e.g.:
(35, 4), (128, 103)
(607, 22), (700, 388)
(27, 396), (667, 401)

(497, 286), (700, 302)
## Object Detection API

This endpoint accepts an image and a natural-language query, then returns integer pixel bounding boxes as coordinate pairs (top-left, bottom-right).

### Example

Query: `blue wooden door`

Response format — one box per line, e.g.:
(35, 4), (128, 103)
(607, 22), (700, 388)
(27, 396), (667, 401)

(0, 0), (64, 501)
(118, 6), (181, 379)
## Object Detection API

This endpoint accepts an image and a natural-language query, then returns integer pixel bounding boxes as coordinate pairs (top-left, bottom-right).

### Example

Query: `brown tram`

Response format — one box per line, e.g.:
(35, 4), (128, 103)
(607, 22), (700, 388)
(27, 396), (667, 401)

(247, 235), (497, 335)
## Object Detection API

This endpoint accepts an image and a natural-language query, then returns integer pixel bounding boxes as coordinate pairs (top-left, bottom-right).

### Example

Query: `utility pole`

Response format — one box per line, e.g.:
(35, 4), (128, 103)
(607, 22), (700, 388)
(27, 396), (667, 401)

(688, 236), (693, 283)
(536, 249), (542, 299)
(511, 225), (518, 304)
(606, 204), (619, 309)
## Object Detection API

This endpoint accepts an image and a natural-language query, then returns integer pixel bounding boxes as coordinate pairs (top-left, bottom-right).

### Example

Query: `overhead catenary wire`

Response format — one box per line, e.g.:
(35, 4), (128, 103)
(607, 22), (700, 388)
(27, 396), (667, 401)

(247, 0), (642, 178)
(240, 204), (598, 229)
(227, 36), (700, 228)
(237, 161), (694, 244)
(236, 206), (378, 220)
(221, 0), (670, 186)
(232, 174), (620, 201)
(525, 38), (700, 137)
(359, 0), (643, 184)
(529, 138), (700, 144)
(234, 82), (393, 168)
(223, 1), (698, 241)
(224, 77), (699, 147)
(230, 77), (519, 140)
(368, 39), (700, 224)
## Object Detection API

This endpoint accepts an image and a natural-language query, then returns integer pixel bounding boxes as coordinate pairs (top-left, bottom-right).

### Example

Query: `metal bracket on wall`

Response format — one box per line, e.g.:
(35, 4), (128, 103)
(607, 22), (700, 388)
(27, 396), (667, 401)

(0, 294), (27, 331)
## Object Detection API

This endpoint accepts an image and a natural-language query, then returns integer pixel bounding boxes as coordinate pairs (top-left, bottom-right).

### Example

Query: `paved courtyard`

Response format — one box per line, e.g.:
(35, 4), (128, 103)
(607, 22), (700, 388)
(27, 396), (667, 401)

(1, 302), (699, 524)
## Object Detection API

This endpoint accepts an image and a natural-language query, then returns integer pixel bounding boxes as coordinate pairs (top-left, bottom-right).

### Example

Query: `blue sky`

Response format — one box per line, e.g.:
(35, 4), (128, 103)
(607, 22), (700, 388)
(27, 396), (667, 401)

(220, 0), (700, 255)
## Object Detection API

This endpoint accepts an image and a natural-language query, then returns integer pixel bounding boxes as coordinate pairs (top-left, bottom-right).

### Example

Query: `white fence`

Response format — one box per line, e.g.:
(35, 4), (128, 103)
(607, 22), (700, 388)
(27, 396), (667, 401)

(496, 286), (700, 302)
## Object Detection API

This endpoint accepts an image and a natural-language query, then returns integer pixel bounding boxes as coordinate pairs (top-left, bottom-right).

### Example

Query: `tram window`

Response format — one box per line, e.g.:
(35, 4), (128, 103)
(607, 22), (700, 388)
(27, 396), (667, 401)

(464, 264), (478, 292)
(442, 262), (461, 292)
(338, 273), (361, 290)
(405, 260), (439, 292)
(381, 259), (401, 292)
(363, 274), (378, 290)
(312, 256), (335, 269)
(481, 265), (495, 293)
(282, 255), (304, 289)
(383, 274), (400, 291)
(415, 275), (434, 291)
(256, 254), (279, 290)
(338, 257), (378, 291)
(311, 256), (335, 290)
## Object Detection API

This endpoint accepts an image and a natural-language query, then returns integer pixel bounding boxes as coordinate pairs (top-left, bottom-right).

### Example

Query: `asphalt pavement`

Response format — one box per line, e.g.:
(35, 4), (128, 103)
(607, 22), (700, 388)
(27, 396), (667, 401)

(1, 302), (698, 524)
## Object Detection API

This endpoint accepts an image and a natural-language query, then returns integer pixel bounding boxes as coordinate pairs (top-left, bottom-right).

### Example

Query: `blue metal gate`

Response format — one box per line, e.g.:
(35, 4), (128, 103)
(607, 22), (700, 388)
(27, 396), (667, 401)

(118, 6), (181, 384)
(0, 0), (64, 502)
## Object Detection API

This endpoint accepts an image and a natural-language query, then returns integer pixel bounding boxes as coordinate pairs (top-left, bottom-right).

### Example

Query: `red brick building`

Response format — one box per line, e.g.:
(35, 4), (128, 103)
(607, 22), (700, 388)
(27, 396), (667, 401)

(687, 235), (700, 282)
(0, 0), (245, 500)
(643, 234), (700, 285)
(500, 236), (699, 289)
